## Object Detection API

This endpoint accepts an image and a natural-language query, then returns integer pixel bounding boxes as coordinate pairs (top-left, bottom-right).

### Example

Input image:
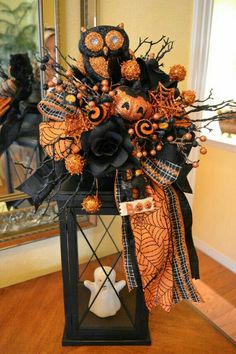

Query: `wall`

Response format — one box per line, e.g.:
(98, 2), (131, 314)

(98, 0), (194, 91)
(42, 0), (55, 28)
(192, 142), (236, 271)
(0, 0), (195, 287)
(190, 0), (236, 272)
(58, 0), (81, 60)
(0, 216), (122, 287)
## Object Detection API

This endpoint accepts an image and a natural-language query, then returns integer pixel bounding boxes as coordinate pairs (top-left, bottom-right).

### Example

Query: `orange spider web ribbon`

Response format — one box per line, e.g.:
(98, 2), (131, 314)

(129, 185), (174, 312)
(128, 157), (201, 311)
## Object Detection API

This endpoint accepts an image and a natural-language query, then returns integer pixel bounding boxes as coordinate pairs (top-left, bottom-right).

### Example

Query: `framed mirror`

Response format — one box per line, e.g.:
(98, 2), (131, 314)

(0, 0), (97, 249)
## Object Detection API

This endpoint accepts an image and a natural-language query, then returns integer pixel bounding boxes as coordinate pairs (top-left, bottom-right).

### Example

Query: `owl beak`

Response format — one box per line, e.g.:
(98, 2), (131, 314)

(103, 46), (109, 56)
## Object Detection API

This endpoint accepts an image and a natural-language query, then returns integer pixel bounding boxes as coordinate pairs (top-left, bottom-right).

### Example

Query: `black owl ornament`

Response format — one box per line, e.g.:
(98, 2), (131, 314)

(78, 24), (130, 83)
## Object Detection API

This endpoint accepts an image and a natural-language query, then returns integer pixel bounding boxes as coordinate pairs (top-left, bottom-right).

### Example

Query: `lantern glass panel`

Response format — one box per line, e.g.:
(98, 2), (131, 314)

(76, 215), (137, 336)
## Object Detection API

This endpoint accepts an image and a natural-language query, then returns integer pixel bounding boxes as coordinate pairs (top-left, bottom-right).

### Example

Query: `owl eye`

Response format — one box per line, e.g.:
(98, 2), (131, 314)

(85, 32), (104, 52)
(105, 30), (124, 51)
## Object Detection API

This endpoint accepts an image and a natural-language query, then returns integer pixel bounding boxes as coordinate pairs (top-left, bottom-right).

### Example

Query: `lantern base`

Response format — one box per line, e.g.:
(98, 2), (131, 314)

(62, 331), (151, 346)
(62, 284), (151, 346)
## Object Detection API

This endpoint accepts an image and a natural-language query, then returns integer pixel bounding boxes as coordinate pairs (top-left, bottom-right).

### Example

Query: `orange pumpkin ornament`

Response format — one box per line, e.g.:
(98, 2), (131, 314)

(112, 86), (153, 122)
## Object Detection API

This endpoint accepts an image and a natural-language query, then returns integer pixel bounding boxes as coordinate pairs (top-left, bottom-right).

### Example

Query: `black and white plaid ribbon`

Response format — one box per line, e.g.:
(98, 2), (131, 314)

(115, 171), (138, 290)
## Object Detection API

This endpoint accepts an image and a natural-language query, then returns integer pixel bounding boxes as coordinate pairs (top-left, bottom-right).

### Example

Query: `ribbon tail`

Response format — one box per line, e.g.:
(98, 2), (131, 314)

(129, 185), (174, 311)
(115, 170), (140, 290)
(165, 185), (202, 304)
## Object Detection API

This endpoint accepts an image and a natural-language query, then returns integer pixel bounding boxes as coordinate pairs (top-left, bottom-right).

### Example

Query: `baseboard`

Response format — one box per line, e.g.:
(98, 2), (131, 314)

(194, 238), (236, 274)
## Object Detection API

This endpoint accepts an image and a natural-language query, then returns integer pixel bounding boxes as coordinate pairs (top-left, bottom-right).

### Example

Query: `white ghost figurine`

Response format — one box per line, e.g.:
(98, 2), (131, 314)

(84, 266), (126, 318)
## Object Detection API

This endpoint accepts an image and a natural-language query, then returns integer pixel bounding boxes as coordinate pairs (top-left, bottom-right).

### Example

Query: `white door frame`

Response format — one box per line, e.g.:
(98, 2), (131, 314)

(187, 0), (214, 203)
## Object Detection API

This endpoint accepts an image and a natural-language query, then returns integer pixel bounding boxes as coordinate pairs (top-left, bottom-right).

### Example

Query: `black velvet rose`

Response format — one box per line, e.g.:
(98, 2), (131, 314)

(81, 116), (138, 176)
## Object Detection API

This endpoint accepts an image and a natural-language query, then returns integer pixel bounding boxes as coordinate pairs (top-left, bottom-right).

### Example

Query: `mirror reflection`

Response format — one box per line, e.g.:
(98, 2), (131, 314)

(0, 0), (40, 197)
(0, 0), (58, 244)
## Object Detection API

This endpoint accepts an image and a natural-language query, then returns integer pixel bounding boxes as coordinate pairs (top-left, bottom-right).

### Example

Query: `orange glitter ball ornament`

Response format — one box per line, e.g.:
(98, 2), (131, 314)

(182, 90), (196, 105)
(169, 64), (187, 82)
(65, 154), (85, 175)
(120, 59), (141, 81)
(81, 195), (102, 213)
(65, 112), (92, 137)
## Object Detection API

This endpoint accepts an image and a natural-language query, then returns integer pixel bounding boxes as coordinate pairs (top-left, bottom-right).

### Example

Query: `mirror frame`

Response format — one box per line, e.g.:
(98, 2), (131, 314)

(0, 0), (98, 249)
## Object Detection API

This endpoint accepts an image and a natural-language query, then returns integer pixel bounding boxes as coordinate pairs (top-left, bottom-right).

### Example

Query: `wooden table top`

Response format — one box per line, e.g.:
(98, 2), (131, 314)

(0, 271), (235, 354)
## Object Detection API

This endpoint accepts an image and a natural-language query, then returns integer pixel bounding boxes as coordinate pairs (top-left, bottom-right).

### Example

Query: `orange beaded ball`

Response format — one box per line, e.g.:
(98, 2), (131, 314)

(65, 154), (85, 175)
(81, 195), (102, 213)
(200, 147), (207, 155)
(153, 113), (162, 120)
(169, 64), (187, 82)
(182, 90), (196, 105)
(142, 151), (147, 157)
(56, 85), (63, 93)
(48, 81), (55, 88)
(80, 85), (87, 91)
(101, 79), (109, 86)
(88, 101), (96, 108)
(65, 70), (73, 78)
(150, 149), (156, 156)
(200, 135), (207, 142)
(183, 132), (192, 141)
(102, 86), (109, 93)
(167, 135), (174, 142)
(152, 123), (158, 130)
(136, 151), (142, 158)
(192, 161), (199, 168)
(77, 92), (83, 99)
(128, 128), (134, 135)
(93, 85), (99, 91)
(120, 59), (141, 81)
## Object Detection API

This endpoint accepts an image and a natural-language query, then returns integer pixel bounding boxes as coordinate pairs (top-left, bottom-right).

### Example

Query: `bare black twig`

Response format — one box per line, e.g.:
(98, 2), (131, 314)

(144, 36), (166, 57)
(156, 37), (174, 64)
(194, 89), (214, 103)
(185, 100), (236, 116)
(14, 162), (33, 173)
(192, 110), (236, 124)
(134, 36), (167, 60)
(133, 37), (149, 53)
(56, 176), (83, 217)
(68, 55), (77, 62)
(42, 173), (70, 217)
(55, 45), (74, 69)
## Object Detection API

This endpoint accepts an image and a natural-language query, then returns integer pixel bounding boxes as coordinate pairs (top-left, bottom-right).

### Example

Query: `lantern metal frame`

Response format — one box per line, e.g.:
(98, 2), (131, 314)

(56, 190), (151, 346)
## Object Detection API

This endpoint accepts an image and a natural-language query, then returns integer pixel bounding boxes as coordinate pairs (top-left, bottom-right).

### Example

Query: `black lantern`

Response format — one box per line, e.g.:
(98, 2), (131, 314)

(56, 175), (151, 346)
